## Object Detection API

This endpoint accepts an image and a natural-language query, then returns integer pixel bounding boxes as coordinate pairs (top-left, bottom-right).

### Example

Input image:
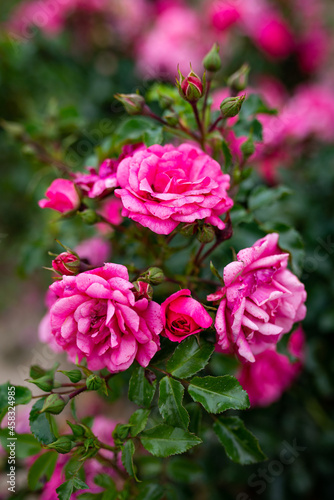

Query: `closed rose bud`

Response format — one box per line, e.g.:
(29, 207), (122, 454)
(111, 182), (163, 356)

(220, 95), (245, 118)
(227, 64), (250, 92)
(115, 93), (145, 115)
(141, 267), (165, 285)
(178, 222), (197, 237)
(52, 252), (80, 276)
(197, 223), (215, 243)
(164, 111), (179, 127)
(203, 43), (221, 72)
(79, 209), (99, 225)
(176, 66), (206, 103)
(41, 394), (68, 415)
(133, 281), (153, 300)
(47, 436), (74, 454)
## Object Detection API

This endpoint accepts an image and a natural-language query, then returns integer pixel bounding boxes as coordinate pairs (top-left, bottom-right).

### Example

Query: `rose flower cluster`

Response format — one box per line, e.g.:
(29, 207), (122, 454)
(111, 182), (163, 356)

(39, 142), (307, 406)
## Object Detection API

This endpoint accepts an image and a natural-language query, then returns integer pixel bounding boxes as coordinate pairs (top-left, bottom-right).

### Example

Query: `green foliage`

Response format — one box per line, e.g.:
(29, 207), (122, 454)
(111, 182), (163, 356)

(140, 424), (202, 458)
(29, 398), (57, 445)
(188, 376), (249, 413)
(166, 337), (214, 379)
(59, 369), (82, 383)
(158, 377), (189, 429)
(27, 451), (58, 490)
(128, 366), (157, 408)
(121, 440), (138, 480)
(0, 383), (32, 422)
(0, 429), (42, 458)
(213, 416), (267, 464)
(129, 409), (150, 437)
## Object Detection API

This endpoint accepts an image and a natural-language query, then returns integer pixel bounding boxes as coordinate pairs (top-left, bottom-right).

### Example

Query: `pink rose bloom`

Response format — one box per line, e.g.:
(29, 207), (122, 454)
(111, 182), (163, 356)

(115, 143), (233, 235)
(237, 327), (305, 407)
(52, 252), (80, 276)
(49, 263), (163, 372)
(38, 289), (63, 353)
(39, 179), (80, 213)
(161, 289), (212, 342)
(207, 233), (307, 363)
(209, 1), (241, 31)
(97, 197), (124, 228)
(75, 237), (112, 267)
(75, 159), (119, 199)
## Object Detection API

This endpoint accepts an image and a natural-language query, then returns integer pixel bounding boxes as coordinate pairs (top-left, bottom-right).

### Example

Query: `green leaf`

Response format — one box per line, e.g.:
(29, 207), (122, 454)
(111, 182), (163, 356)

(77, 494), (103, 500)
(248, 185), (292, 212)
(128, 366), (157, 408)
(158, 377), (189, 429)
(29, 398), (57, 445)
(73, 477), (89, 490)
(166, 457), (203, 483)
(94, 473), (117, 491)
(129, 409), (150, 437)
(140, 424), (202, 458)
(56, 479), (74, 500)
(0, 383), (32, 412)
(166, 337), (214, 379)
(222, 140), (232, 169)
(59, 370), (82, 383)
(30, 365), (47, 380)
(137, 482), (164, 500)
(213, 416), (267, 464)
(230, 204), (254, 226)
(0, 429), (42, 458)
(210, 261), (225, 284)
(122, 440), (138, 480)
(188, 376), (249, 414)
(28, 451), (58, 490)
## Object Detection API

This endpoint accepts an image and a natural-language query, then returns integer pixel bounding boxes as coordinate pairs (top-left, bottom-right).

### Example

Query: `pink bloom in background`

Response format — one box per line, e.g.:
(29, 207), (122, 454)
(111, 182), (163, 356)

(39, 179), (80, 213)
(75, 159), (119, 199)
(48, 263), (163, 372)
(75, 236), (112, 267)
(38, 289), (63, 353)
(161, 289), (212, 342)
(207, 233), (307, 363)
(115, 143), (233, 235)
(237, 327), (305, 406)
(97, 197), (124, 230)
(136, 6), (210, 77)
(209, 1), (240, 31)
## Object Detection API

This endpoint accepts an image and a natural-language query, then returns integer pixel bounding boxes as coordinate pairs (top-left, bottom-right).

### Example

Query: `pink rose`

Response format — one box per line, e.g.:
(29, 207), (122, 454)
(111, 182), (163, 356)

(49, 263), (163, 372)
(207, 233), (306, 363)
(115, 144), (233, 235)
(209, 1), (240, 31)
(38, 179), (80, 213)
(237, 327), (305, 407)
(52, 252), (80, 276)
(74, 236), (112, 267)
(75, 159), (119, 199)
(161, 289), (212, 342)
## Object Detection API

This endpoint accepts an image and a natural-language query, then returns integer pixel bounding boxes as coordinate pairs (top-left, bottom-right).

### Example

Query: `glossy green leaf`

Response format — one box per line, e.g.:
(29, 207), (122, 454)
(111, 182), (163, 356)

(129, 409), (150, 437)
(0, 383), (32, 413)
(166, 337), (214, 379)
(122, 439), (138, 480)
(140, 424), (202, 458)
(0, 429), (42, 458)
(59, 370), (82, 383)
(248, 185), (292, 212)
(28, 451), (58, 490)
(137, 482), (164, 500)
(188, 376), (249, 414)
(158, 377), (189, 429)
(213, 416), (267, 464)
(29, 398), (57, 445)
(128, 366), (157, 408)
(56, 479), (74, 500)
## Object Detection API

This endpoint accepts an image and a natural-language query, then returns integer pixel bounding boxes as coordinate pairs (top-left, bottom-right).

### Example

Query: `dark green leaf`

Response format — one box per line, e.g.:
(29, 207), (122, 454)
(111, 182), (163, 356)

(0, 429), (42, 458)
(0, 383), (32, 413)
(140, 424), (202, 458)
(28, 451), (58, 490)
(248, 185), (292, 212)
(137, 482), (164, 500)
(122, 440), (138, 480)
(213, 416), (267, 464)
(210, 261), (225, 284)
(186, 403), (202, 436)
(29, 398), (57, 445)
(128, 366), (157, 408)
(166, 337), (214, 379)
(73, 477), (89, 490)
(158, 377), (189, 429)
(94, 473), (117, 491)
(56, 479), (74, 500)
(222, 140), (232, 169)
(59, 370), (82, 383)
(230, 204), (254, 226)
(166, 457), (203, 483)
(30, 365), (47, 380)
(129, 409), (150, 437)
(77, 494), (103, 500)
(188, 376), (249, 414)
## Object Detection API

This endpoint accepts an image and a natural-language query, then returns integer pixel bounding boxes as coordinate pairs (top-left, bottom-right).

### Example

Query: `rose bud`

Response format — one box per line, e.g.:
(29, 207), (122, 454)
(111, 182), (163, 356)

(227, 64), (250, 92)
(140, 267), (165, 285)
(176, 66), (206, 103)
(161, 289), (213, 342)
(133, 281), (154, 301)
(220, 95), (245, 118)
(115, 93), (145, 115)
(38, 179), (80, 214)
(52, 251), (80, 276)
(203, 43), (222, 73)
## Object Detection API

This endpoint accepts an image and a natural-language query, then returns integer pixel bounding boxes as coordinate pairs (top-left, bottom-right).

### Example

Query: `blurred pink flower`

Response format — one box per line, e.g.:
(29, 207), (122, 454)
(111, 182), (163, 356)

(115, 143), (233, 235)
(237, 326), (305, 406)
(75, 236), (112, 267)
(209, 1), (240, 31)
(49, 263), (163, 372)
(161, 289), (212, 342)
(39, 179), (80, 214)
(207, 233), (307, 363)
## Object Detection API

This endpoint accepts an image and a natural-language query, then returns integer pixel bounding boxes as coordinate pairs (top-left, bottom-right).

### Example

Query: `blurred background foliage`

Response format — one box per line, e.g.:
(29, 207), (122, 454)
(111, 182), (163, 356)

(0, 0), (333, 499)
